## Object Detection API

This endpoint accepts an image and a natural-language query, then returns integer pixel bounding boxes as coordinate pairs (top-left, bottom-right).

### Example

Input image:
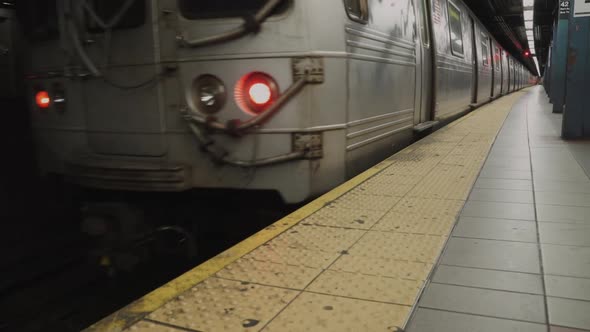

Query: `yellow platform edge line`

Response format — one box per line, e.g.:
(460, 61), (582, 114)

(85, 160), (393, 332)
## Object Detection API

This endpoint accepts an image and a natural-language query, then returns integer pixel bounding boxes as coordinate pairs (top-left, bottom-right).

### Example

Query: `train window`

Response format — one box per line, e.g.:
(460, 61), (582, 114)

(481, 34), (489, 66)
(86, 0), (146, 32)
(179, 0), (291, 20)
(344, 0), (369, 23)
(448, 1), (464, 56)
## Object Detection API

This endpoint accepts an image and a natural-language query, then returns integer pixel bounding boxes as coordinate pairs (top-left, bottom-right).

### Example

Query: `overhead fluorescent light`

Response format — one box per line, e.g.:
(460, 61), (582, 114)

(523, 1), (538, 75)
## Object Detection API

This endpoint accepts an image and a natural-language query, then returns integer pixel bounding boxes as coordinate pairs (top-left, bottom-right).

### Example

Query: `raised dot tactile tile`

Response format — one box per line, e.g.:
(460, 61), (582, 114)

(269, 224), (365, 253)
(373, 197), (464, 235)
(304, 206), (387, 230)
(117, 92), (525, 332)
(356, 174), (423, 197)
(407, 172), (476, 200)
(348, 231), (447, 263)
(244, 241), (340, 269)
(262, 292), (411, 332)
(426, 131), (468, 143)
(440, 152), (488, 170)
(382, 154), (448, 177)
(148, 277), (299, 332)
(330, 255), (433, 281)
(215, 257), (322, 290)
(307, 269), (423, 305)
(326, 191), (403, 211)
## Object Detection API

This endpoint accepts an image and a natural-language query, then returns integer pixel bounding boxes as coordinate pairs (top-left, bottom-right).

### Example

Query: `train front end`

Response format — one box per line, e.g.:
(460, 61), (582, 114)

(27, 0), (336, 203)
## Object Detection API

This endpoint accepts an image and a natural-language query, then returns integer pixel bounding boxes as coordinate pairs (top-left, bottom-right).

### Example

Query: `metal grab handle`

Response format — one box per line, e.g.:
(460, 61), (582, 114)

(177, 0), (283, 48)
(183, 77), (307, 135)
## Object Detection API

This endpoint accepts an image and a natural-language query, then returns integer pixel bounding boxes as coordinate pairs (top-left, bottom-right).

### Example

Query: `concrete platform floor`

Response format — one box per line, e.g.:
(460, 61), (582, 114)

(407, 86), (590, 332)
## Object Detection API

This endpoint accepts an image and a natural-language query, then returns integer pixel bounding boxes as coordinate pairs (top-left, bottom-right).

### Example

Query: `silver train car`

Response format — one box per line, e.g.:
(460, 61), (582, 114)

(26, 0), (535, 203)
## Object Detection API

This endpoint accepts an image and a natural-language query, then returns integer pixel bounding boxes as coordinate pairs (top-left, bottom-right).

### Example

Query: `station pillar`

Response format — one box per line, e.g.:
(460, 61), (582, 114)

(562, 0), (590, 138)
(550, 0), (570, 113)
(544, 41), (553, 96)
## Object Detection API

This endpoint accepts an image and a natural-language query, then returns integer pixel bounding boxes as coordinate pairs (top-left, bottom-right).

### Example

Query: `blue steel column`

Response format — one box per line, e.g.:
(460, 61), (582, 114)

(545, 41), (553, 96)
(563, 0), (590, 138)
(550, 0), (571, 113)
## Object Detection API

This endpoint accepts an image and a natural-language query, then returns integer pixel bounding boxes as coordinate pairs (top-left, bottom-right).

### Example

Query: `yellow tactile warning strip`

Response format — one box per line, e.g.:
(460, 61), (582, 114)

(87, 91), (527, 332)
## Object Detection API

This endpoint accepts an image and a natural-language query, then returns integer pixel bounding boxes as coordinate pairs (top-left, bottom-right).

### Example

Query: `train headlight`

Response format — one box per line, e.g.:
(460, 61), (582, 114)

(235, 72), (279, 115)
(192, 74), (227, 114)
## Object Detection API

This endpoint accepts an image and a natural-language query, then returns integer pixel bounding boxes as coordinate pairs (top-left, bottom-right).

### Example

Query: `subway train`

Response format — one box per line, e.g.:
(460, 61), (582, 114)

(25, 0), (535, 204)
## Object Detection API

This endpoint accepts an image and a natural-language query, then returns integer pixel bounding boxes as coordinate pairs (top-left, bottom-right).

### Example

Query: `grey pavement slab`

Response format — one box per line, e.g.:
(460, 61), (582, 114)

(475, 178), (533, 191)
(542, 245), (590, 278)
(433, 265), (544, 294)
(489, 149), (531, 159)
(545, 275), (590, 302)
(479, 168), (532, 180)
(547, 297), (590, 330)
(487, 156), (531, 164)
(469, 188), (534, 204)
(483, 160), (532, 171)
(407, 308), (547, 332)
(534, 180), (590, 194)
(551, 326), (590, 332)
(458, 216), (534, 224)
(419, 283), (546, 323)
(453, 218), (537, 243)
(533, 170), (590, 182)
(539, 223), (590, 247)
(462, 201), (535, 221)
(441, 238), (541, 274)
(535, 192), (590, 208)
(537, 205), (590, 224)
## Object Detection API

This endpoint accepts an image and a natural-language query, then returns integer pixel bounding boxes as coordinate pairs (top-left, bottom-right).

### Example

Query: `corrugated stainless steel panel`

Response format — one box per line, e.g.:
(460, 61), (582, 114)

(345, 0), (418, 176)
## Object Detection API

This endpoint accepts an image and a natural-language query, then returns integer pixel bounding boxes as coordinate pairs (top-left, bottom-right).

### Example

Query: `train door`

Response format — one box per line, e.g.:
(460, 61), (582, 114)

(470, 18), (478, 104)
(512, 62), (516, 91)
(414, 0), (434, 127)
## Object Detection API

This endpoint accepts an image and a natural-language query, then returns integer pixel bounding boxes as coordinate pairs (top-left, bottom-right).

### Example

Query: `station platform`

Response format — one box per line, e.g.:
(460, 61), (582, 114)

(87, 86), (590, 332)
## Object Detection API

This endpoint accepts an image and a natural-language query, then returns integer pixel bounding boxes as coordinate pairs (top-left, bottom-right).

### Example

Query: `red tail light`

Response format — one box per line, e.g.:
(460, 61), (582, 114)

(235, 72), (279, 115)
(35, 91), (51, 109)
